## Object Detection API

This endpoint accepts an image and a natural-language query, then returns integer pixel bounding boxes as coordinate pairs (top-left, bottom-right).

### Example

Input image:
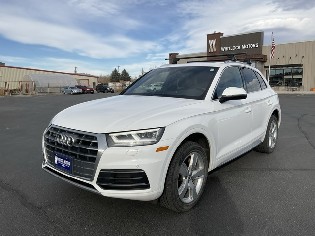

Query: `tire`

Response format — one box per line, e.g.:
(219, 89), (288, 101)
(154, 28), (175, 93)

(160, 141), (209, 212)
(255, 115), (278, 153)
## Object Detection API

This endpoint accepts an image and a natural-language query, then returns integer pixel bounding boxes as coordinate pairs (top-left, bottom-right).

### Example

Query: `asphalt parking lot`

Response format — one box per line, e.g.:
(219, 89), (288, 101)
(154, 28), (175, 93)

(0, 93), (315, 236)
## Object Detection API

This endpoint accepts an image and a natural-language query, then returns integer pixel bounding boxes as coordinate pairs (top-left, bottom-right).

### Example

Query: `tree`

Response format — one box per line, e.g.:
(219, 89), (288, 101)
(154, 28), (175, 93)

(120, 69), (131, 81)
(110, 68), (120, 82)
(98, 74), (111, 84)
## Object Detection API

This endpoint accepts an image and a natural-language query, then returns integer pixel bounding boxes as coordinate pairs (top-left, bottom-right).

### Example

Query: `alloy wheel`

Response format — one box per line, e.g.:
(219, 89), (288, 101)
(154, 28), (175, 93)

(268, 120), (278, 149)
(178, 151), (205, 203)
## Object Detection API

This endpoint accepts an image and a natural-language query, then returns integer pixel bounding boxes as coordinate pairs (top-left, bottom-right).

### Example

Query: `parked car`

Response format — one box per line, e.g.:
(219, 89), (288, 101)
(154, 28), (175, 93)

(269, 78), (283, 87)
(62, 86), (82, 95)
(75, 85), (94, 94)
(43, 61), (281, 212)
(96, 84), (114, 93)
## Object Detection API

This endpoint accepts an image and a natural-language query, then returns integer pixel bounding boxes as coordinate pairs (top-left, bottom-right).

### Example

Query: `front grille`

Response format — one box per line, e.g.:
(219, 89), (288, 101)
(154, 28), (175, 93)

(44, 126), (99, 180)
(97, 169), (150, 190)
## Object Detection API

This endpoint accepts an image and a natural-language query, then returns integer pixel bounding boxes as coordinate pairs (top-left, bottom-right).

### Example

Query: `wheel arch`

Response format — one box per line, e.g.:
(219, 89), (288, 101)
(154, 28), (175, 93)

(272, 108), (280, 125)
(181, 133), (211, 165)
(159, 127), (215, 194)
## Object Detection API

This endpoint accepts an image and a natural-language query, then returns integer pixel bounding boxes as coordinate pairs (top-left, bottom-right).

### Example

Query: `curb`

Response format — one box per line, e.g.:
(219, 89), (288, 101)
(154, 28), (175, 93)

(275, 91), (315, 95)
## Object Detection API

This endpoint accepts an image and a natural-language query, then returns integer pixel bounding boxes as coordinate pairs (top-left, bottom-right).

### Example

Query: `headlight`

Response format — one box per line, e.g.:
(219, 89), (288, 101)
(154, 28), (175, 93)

(106, 128), (164, 147)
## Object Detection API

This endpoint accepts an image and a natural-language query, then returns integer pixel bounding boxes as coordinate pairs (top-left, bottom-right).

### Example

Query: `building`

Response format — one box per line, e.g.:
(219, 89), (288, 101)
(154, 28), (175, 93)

(169, 31), (315, 91)
(0, 64), (99, 93)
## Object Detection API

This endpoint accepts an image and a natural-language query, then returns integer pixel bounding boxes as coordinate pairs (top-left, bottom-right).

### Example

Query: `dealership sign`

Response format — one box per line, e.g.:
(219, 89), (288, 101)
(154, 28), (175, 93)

(221, 43), (259, 52)
(207, 31), (264, 56)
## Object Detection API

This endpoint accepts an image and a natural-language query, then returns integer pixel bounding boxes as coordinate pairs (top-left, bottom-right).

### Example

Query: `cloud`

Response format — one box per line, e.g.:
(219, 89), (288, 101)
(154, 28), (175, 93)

(47, 57), (167, 77)
(145, 53), (169, 61)
(0, 55), (30, 64)
(1, 0), (315, 76)
(244, 17), (311, 32)
(271, 0), (315, 10)
(119, 60), (167, 77)
(0, 55), (108, 75)
(67, 0), (143, 30)
(0, 0), (161, 59)
(69, 0), (120, 16)
(168, 0), (315, 54)
(0, 13), (157, 59)
(0, 54), (165, 77)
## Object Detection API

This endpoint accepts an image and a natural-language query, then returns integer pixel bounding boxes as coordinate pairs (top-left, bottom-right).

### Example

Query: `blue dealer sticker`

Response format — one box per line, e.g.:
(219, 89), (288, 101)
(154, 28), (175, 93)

(54, 153), (72, 173)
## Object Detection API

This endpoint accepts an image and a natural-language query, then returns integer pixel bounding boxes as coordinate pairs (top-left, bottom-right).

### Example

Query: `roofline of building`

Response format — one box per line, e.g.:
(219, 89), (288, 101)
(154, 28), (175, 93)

(0, 65), (99, 78)
(263, 39), (315, 47)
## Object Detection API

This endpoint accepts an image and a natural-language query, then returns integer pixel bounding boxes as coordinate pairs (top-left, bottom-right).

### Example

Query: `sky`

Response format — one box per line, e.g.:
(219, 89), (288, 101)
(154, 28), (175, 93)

(0, 0), (315, 77)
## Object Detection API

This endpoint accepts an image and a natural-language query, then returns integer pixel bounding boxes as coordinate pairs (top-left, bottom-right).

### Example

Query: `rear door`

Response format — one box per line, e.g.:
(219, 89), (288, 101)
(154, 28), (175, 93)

(241, 67), (270, 140)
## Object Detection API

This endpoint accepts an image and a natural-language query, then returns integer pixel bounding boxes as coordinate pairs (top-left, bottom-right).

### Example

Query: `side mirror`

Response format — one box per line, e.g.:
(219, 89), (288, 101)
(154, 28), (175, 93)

(219, 87), (247, 103)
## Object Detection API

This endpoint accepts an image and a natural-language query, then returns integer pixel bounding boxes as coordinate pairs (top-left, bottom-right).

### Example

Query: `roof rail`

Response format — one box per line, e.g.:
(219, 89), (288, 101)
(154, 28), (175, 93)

(166, 52), (249, 64)
(224, 57), (252, 66)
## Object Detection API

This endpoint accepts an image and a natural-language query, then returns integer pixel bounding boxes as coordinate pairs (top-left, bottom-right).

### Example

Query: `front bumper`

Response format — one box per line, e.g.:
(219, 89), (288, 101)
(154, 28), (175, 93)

(42, 130), (172, 201)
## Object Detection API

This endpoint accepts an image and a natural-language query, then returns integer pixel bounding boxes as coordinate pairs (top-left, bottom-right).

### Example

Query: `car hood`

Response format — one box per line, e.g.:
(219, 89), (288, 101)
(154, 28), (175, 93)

(51, 95), (209, 133)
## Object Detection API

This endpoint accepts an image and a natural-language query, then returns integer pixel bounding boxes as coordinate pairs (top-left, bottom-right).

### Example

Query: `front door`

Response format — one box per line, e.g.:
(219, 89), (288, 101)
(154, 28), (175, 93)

(212, 66), (252, 161)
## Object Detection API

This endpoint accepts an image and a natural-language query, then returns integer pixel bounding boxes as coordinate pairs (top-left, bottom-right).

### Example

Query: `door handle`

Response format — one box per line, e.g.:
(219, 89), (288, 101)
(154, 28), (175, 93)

(245, 107), (252, 113)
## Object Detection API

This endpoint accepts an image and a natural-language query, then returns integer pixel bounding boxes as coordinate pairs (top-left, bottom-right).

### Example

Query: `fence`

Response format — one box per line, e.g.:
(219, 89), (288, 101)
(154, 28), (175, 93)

(0, 80), (35, 95)
(0, 80), (67, 95)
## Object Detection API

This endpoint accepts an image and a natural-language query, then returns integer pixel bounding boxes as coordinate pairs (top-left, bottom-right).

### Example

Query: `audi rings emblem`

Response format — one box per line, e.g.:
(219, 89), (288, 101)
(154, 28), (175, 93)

(55, 133), (77, 146)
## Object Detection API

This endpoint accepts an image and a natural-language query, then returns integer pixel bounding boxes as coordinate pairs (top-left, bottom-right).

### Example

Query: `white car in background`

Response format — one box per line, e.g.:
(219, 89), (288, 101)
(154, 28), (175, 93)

(63, 86), (82, 95)
(42, 61), (281, 212)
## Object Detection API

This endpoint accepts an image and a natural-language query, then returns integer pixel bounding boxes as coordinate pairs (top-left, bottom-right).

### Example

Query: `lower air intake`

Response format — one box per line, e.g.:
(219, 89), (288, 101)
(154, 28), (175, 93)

(97, 169), (150, 190)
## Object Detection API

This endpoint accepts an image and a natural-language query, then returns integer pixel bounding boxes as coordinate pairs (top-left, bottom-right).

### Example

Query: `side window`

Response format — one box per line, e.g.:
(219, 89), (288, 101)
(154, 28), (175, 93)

(214, 66), (244, 99)
(242, 67), (261, 93)
(254, 71), (267, 89)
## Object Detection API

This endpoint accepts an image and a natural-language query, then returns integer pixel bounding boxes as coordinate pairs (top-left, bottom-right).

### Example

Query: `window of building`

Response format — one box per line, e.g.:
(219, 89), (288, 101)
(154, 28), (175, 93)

(267, 66), (303, 88)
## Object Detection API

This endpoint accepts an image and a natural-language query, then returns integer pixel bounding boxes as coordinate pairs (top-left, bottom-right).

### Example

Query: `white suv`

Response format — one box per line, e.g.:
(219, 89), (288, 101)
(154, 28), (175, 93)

(42, 62), (281, 212)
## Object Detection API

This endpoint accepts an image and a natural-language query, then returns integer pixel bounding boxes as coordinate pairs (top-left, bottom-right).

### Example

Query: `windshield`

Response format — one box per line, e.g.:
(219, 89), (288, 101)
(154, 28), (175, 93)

(122, 66), (218, 100)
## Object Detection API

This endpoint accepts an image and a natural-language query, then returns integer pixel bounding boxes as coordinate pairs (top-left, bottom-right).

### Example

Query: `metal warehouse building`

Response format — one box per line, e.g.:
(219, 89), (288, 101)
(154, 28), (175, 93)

(169, 31), (315, 91)
(0, 64), (98, 94)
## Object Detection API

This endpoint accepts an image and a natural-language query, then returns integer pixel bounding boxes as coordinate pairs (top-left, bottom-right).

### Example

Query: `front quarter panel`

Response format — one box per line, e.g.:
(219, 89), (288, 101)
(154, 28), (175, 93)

(157, 111), (218, 192)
